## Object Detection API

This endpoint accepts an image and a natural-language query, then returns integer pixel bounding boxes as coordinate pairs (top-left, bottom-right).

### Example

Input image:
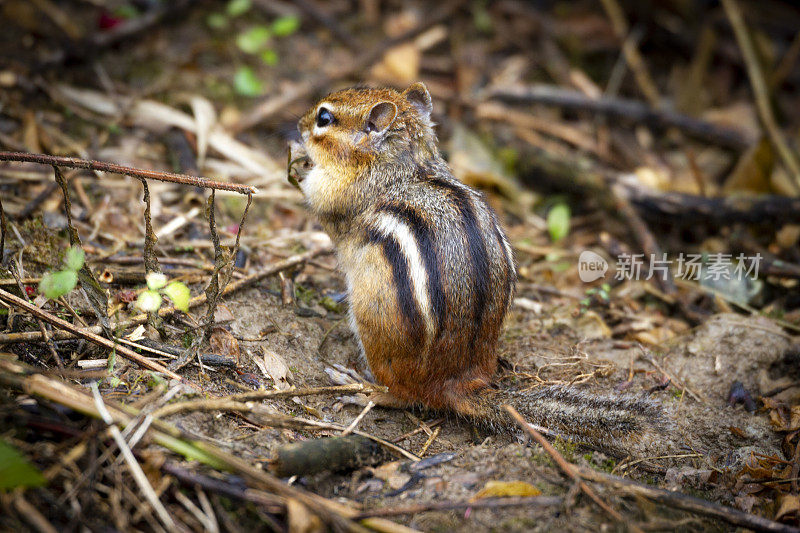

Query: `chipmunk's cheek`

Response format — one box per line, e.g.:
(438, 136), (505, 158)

(299, 165), (326, 205)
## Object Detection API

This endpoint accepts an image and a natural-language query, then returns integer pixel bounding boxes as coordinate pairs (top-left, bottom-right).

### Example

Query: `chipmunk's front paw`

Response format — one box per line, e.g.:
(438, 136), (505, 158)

(368, 392), (411, 410)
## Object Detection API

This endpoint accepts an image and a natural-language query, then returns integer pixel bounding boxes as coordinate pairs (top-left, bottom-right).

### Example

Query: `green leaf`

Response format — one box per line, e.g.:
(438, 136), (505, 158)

(163, 281), (191, 312)
(207, 13), (228, 29)
(136, 290), (162, 312)
(259, 48), (278, 66)
(226, 0), (251, 17)
(64, 246), (85, 272)
(233, 66), (263, 96)
(146, 272), (168, 291)
(39, 270), (78, 299)
(236, 25), (271, 54)
(547, 203), (570, 242)
(271, 15), (300, 37)
(0, 439), (46, 489)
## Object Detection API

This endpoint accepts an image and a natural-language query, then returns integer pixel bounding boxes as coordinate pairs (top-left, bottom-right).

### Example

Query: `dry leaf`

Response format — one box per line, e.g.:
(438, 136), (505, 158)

(255, 347), (293, 389)
(189, 95), (216, 169)
(723, 138), (774, 194)
(775, 493), (800, 522)
(209, 327), (240, 361)
(471, 480), (542, 501)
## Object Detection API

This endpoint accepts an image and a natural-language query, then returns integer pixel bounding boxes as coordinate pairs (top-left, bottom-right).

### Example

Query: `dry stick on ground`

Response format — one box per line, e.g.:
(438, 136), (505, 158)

(484, 85), (752, 150)
(0, 247), (330, 344)
(155, 383), (387, 417)
(503, 405), (637, 532)
(515, 146), (800, 226)
(353, 496), (564, 520)
(0, 152), (257, 194)
(9, 263), (63, 369)
(150, 397), (420, 461)
(576, 466), (800, 533)
(232, 0), (462, 132)
(0, 358), (375, 533)
(0, 287), (187, 383)
(721, 0), (800, 193)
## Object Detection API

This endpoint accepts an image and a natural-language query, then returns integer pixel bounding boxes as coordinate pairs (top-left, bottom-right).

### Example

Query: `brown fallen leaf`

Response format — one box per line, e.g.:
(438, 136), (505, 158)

(775, 493), (800, 522)
(209, 327), (240, 362)
(255, 347), (293, 390)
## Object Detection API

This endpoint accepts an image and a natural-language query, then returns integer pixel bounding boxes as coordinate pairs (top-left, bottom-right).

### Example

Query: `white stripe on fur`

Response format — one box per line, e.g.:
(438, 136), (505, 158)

(373, 212), (436, 341)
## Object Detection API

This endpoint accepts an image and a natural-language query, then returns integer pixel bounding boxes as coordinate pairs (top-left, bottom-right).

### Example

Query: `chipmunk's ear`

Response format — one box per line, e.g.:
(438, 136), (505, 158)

(365, 101), (397, 134)
(402, 82), (433, 119)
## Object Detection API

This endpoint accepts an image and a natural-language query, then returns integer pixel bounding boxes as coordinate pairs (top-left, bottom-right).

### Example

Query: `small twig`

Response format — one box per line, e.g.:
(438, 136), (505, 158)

(417, 426), (440, 457)
(0, 287), (188, 383)
(0, 248), (330, 344)
(0, 151), (257, 194)
(151, 397), (419, 461)
(155, 383), (387, 417)
(721, 0), (800, 192)
(610, 182), (676, 294)
(341, 400), (375, 436)
(91, 383), (176, 531)
(503, 404), (635, 531)
(10, 262), (63, 369)
(577, 466), (800, 533)
(138, 179), (160, 275)
(353, 496), (564, 519)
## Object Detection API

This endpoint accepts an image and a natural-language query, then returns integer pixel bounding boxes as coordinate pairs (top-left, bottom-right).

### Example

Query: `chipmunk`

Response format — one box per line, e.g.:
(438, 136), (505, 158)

(291, 83), (663, 448)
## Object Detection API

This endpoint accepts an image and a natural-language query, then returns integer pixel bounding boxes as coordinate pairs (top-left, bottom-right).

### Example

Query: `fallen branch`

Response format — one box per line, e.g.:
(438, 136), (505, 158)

(0, 287), (186, 383)
(353, 496), (564, 519)
(0, 151), (257, 194)
(153, 383), (386, 417)
(484, 84), (752, 150)
(517, 148), (800, 225)
(151, 396), (420, 462)
(0, 356), (374, 533)
(577, 466), (800, 533)
(503, 404), (636, 531)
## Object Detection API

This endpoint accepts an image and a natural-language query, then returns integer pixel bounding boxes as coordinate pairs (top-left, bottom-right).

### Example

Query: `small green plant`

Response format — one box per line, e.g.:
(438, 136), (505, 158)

(580, 282), (611, 307)
(38, 245), (84, 299)
(207, 0), (301, 96)
(136, 272), (191, 313)
(547, 202), (570, 242)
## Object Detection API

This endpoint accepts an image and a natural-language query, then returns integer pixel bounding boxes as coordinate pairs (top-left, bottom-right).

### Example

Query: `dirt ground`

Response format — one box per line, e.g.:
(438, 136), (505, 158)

(2, 1), (800, 531)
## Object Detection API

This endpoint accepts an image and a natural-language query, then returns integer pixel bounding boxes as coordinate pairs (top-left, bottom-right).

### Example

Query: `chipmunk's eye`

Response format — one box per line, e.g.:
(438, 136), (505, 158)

(316, 108), (334, 128)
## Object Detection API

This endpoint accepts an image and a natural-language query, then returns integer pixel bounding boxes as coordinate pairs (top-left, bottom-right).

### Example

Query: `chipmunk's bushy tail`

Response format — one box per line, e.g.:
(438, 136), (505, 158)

(467, 386), (666, 448)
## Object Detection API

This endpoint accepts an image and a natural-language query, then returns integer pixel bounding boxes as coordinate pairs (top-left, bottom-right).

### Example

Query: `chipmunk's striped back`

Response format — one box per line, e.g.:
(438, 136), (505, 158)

(337, 161), (516, 413)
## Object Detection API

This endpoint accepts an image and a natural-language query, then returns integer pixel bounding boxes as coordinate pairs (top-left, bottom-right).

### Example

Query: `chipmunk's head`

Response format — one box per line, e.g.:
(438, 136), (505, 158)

(296, 82), (437, 218)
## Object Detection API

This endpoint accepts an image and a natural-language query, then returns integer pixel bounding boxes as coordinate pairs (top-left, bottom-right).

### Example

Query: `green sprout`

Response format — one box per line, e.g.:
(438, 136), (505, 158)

(136, 272), (191, 313)
(38, 246), (84, 300)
